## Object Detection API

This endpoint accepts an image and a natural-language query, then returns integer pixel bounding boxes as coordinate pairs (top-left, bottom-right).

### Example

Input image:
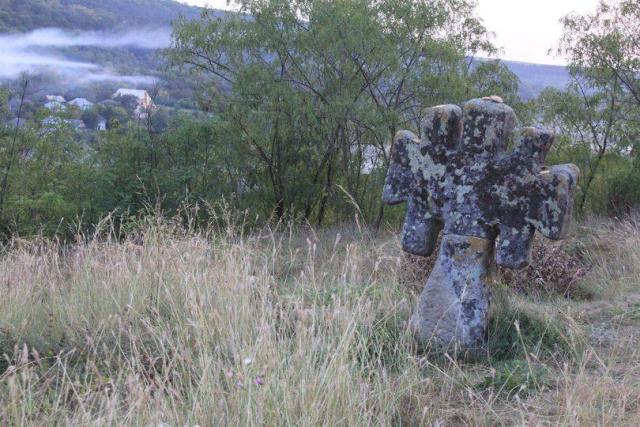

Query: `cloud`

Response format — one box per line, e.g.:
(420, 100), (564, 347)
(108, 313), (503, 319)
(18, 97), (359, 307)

(0, 28), (172, 84)
(2, 28), (172, 50)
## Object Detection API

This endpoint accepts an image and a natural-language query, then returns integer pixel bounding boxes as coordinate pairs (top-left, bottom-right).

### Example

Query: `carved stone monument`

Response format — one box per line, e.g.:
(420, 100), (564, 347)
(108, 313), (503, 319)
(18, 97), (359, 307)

(382, 97), (579, 350)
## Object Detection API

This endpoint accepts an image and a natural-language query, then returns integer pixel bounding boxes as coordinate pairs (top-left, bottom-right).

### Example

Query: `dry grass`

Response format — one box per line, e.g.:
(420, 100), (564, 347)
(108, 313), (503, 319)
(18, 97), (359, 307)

(1, 215), (640, 426)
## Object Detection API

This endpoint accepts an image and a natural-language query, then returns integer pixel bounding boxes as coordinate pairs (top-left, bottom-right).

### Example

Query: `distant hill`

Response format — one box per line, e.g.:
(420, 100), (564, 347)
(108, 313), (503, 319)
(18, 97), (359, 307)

(0, 0), (201, 32)
(502, 60), (572, 100)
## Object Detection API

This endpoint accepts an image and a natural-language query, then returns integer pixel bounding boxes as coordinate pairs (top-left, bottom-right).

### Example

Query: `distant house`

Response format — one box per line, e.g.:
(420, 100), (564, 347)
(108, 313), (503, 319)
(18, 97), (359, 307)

(359, 144), (390, 175)
(45, 95), (66, 103)
(68, 98), (94, 110)
(95, 116), (107, 131)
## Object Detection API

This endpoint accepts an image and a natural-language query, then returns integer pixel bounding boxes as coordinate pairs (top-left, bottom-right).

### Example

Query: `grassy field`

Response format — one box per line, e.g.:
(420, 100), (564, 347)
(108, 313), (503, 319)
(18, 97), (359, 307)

(1, 214), (640, 425)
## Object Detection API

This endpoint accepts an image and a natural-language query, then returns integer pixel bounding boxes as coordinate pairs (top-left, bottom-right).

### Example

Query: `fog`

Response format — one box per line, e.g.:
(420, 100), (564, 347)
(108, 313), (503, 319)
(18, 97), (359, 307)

(0, 28), (172, 84)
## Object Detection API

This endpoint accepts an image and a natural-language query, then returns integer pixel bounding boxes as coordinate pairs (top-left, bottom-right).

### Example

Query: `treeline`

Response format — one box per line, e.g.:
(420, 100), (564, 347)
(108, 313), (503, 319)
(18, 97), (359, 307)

(0, 0), (199, 32)
(0, 0), (639, 239)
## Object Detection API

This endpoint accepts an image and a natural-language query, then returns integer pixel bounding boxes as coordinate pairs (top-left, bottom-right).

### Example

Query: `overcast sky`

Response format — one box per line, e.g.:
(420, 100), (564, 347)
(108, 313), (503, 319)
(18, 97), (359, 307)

(178, 0), (601, 65)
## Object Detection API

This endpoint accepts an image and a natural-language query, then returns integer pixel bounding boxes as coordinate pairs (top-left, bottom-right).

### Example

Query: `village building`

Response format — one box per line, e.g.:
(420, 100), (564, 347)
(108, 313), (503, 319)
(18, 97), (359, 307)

(358, 144), (390, 175)
(41, 116), (64, 133)
(41, 117), (86, 133)
(45, 95), (66, 103)
(96, 117), (107, 131)
(68, 98), (94, 110)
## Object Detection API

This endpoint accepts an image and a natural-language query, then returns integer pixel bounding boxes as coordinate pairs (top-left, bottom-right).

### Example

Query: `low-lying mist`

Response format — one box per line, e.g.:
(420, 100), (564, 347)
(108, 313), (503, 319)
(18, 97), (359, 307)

(0, 27), (172, 85)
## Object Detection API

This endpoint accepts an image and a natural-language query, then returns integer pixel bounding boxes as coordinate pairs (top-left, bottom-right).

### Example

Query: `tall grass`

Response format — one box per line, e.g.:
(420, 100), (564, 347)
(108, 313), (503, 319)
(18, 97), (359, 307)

(1, 215), (640, 425)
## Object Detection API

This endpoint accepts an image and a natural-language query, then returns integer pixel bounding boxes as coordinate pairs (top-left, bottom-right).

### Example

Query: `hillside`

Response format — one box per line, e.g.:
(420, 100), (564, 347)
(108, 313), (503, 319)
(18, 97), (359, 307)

(503, 60), (572, 99)
(0, 0), (201, 32)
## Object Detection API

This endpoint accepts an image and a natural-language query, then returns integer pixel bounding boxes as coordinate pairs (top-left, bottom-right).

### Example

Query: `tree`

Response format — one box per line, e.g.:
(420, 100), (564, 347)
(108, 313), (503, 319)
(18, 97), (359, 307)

(0, 76), (30, 221)
(169, 0), (503, 224)
(538, 0), (640, 213)
(559, 0), (640, 109)
(114, 94), (140, 116)
(538, 78), (629, 212)
(81, 109), (101, 130)
(0, 87), (9, 121)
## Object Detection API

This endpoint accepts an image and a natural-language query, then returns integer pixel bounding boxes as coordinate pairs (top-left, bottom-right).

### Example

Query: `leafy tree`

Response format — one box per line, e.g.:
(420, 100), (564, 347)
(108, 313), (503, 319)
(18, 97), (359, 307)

(98, 105), (129, 130)
(538, 79), (629, 212)
(559, 0), (640, 109)
(538, 0), (640, 214)
(81, 109), (101, 130)
(169, 0), (507, 224)
(0, 88), (9, 121)
(114, 95), (140, 117)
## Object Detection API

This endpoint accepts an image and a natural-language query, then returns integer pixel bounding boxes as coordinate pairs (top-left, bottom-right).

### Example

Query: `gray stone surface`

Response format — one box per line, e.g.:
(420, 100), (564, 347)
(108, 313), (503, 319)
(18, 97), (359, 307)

(383, 97), (579, 350)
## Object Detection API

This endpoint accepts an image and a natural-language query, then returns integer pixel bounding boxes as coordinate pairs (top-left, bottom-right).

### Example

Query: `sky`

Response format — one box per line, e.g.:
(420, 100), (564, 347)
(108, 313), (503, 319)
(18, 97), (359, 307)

(178, 0), (601, 66)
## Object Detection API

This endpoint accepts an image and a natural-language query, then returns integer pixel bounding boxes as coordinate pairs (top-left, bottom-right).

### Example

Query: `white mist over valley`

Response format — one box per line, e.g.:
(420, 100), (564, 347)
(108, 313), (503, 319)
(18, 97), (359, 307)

(0, 27), (172, 85)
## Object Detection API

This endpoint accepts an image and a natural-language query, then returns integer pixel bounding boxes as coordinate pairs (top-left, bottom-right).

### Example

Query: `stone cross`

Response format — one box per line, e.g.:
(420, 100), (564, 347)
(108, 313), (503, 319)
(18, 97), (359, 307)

(382, 97), (579, 350)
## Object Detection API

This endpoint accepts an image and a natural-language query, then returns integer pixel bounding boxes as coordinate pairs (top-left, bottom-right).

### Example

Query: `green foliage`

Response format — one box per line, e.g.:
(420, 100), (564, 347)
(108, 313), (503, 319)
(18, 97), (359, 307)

(80, 109), (100, 130)
(538, 0), (640, 215)
(538, 82), (632, 213)
(169, 0), (519, 225)
(559, 0), (640, 108)
(604, 158), (640, 215)
(0, 0), (524, 238)
(0, 88), (9, 121)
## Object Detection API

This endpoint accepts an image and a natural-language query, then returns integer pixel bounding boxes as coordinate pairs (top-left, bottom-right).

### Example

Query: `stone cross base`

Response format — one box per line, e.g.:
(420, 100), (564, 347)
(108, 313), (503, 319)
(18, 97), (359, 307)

(410, 234), (493, 350)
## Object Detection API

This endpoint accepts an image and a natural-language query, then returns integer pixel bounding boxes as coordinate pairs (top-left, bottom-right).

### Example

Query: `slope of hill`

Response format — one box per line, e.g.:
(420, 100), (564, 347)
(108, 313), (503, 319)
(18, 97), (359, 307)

(0, 0), (201, 32)
(503, 60), (572, 99)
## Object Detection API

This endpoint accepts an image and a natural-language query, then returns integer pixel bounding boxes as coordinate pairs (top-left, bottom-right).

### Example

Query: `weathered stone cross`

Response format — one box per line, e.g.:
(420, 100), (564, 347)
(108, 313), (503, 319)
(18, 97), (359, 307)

(382, 97), (579, 350)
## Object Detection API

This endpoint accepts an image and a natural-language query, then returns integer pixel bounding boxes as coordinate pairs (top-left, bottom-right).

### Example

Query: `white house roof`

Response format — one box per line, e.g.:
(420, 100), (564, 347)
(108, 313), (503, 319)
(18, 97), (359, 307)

(45, 95), (66, 103)
(69, 98), (94, 108)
